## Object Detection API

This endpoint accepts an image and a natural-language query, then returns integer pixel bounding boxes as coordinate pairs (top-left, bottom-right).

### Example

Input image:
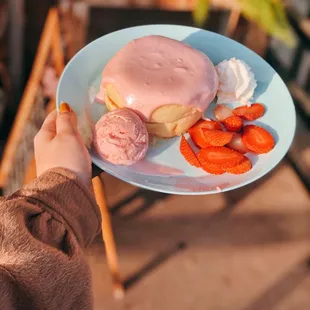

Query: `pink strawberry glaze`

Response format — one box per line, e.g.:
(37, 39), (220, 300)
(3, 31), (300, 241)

(97, 35), (219, 121)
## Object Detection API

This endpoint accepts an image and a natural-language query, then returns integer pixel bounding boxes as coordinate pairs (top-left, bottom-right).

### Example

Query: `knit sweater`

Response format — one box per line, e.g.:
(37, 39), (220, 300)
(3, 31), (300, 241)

(0, 168), (101, 310)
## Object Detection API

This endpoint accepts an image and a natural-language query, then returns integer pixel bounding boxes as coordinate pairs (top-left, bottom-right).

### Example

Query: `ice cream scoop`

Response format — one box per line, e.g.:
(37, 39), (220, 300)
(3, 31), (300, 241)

(216, 58), (257, 105)
(93, 109), (149, 165)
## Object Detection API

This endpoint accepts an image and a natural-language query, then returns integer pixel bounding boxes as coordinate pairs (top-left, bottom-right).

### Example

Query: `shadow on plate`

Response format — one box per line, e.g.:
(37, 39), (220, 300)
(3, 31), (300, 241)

(147, 136), (178, 158)
(253, 81), (271, 101)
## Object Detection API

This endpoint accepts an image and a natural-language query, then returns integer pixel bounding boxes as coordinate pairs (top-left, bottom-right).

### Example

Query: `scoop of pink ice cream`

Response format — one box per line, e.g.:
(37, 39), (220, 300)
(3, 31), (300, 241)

(93, 108), (149, 165)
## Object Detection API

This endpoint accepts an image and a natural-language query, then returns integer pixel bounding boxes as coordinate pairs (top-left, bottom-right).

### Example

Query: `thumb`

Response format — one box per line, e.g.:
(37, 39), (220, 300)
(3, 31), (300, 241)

(56, 102), (78, 135)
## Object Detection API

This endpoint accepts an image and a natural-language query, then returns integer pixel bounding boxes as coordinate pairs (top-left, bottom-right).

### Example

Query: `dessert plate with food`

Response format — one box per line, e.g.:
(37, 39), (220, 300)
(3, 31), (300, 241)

(57, 25), (295, 195)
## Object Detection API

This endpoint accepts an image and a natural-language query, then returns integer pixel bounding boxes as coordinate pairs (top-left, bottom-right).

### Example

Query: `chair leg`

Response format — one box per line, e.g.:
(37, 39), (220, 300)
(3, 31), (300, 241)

(226, 8), (241, 38)
(23, 157), (37, 185)
(92, 176), (124, 300)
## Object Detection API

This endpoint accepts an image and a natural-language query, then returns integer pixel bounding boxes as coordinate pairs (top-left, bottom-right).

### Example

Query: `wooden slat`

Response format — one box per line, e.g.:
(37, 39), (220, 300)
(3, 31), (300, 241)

(23, 157), (37, 185)
(244, 21), (269, 57)
(51, 10), (65, 77)
(23, 9), (62, 186)
(0, 8), (58, 187)
(225, 8), (240, 37)
(299, 19), (310, 39)
(92, 176), (124, 299)
(300, 19), (310, 39)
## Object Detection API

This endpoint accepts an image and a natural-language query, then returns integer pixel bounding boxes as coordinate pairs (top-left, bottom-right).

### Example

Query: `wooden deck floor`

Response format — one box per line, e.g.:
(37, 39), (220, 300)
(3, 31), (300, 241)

(85, 159), (310, 310)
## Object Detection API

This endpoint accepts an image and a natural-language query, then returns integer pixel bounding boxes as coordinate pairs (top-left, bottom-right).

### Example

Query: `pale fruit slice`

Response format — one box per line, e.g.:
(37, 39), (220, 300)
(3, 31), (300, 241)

(147, 110), (202, 138)
(150, 104), (198, 123)
(104, 93), (119, 111)
(104, 84), (124, 111)
(227, 133), (249, 154)
(104, 84), (203, 138)
(214, 104), (233, 121)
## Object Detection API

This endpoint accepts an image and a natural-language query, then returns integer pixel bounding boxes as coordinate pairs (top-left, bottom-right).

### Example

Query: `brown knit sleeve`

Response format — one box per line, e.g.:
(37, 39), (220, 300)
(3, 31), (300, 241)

(0, 168), (101, 310)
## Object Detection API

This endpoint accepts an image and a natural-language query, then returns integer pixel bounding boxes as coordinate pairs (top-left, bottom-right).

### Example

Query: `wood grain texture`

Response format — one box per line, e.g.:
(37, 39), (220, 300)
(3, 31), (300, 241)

(0, 8), (59, 187)
(92, 176), (124, 299)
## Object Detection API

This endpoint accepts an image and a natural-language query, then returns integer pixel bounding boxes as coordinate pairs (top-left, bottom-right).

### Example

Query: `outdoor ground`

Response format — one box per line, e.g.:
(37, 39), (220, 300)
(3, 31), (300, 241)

(85, 158), (310, 310)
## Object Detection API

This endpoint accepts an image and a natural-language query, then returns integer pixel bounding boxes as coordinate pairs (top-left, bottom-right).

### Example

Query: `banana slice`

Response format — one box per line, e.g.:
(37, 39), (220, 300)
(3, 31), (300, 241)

(147, 110), (202, 138)
(150, 104), (197, 123)
(104, 84), (124, 111)
(103, 84), (202, 138)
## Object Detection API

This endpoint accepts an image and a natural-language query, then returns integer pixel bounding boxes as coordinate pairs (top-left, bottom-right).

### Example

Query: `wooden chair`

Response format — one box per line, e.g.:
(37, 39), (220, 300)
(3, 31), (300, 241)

(0, 7), (124, 298)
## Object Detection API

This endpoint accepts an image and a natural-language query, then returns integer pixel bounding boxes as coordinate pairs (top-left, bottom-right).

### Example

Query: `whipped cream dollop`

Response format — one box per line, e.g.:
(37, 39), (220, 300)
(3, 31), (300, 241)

(216, 58), (257, 105)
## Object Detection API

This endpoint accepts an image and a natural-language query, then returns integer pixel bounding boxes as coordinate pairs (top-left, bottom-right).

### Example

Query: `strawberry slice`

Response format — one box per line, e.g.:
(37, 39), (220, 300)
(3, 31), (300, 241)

(202, 129), (233, 146)
(197, 152), (225, 175)
(189, 119), (222, 132)
(189, 129), (211, 148)
(226, 156), (252, 174)
(214, 104), (233, 122)
(180, 135), (201, 168)
(198, 147), (244, 169)
(222, 115), (243, 132)
(242, 125), (275, 154)
(233, 103), (265, 120)
(227, 133), (249, 154)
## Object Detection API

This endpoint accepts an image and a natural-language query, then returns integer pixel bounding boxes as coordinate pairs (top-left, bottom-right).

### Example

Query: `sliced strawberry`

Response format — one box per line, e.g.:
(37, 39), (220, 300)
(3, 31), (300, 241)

(222, 115), (243, 132)
(180, 135), (201, 168)
(189, 129), (211, 148)
(233, 103), (265, 120)
(198, 147), (244, 169)
(227, 133), (249, 154)
(202, 129), (233, 147)
(226, 156), (252, 174)
(189, 119), (222, 132)
(197, 152), (225, 175)
(242, 125), (275, 154)
(214, 104), (233, 122)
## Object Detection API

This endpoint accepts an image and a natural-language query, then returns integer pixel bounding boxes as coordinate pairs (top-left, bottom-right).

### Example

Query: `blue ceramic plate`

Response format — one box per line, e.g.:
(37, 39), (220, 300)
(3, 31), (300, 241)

(57, 25), (295, 195)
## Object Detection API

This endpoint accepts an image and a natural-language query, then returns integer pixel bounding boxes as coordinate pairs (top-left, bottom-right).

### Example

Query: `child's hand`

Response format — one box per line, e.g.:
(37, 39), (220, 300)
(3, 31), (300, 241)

(34, 103), (92, 185)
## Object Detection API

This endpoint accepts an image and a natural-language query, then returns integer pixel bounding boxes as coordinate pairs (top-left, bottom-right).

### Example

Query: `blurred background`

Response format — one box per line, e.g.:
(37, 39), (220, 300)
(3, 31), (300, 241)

(0, 0), (309, 309)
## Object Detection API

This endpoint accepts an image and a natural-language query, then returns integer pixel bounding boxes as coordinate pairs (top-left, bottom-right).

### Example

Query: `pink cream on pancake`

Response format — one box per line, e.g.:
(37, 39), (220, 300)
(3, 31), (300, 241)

(97, 35), (219, 121)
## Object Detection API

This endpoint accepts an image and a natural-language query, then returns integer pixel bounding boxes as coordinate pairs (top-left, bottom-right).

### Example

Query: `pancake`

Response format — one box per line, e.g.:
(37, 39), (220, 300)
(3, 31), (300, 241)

(97, 35), (219, 138)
